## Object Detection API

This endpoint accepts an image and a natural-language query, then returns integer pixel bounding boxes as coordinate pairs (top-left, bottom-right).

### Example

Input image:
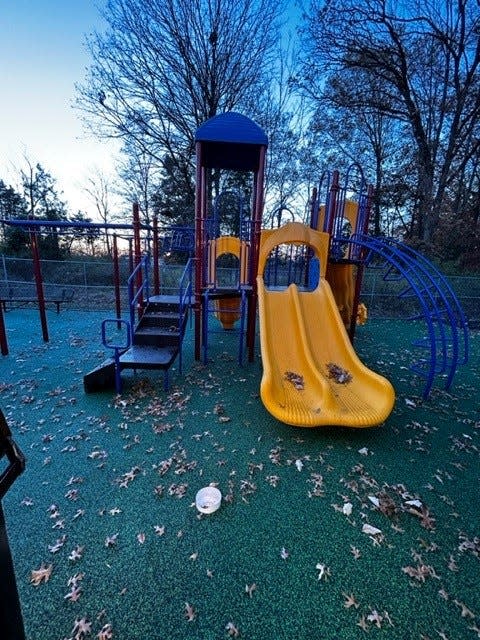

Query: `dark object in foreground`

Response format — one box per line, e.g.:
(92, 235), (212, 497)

(0, 408), (26, 640)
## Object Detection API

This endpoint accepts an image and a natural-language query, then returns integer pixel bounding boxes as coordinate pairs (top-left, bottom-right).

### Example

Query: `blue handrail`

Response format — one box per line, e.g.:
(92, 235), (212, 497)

(177, 258), (193, 375)
(179, 258), (193, 312)
(127, 254), (150, 340)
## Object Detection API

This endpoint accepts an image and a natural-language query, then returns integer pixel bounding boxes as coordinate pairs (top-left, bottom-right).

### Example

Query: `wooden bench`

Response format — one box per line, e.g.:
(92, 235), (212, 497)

(0, 287), (75, 313)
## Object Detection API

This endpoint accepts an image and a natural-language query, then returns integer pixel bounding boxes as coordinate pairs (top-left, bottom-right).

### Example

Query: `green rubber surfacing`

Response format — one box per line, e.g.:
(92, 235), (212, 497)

(1, 309), (479, 640)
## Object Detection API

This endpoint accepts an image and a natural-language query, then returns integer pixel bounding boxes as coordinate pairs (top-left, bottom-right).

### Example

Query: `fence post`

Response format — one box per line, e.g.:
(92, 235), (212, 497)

(1, 256), (7, 284)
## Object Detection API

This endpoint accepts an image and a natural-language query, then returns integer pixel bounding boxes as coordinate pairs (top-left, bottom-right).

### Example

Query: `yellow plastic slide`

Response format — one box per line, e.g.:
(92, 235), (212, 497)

(257, 223), (395, 427)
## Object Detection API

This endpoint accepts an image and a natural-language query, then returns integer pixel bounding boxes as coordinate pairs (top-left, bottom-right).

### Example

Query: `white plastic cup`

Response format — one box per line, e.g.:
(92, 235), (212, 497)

(195, 486), (222, 514)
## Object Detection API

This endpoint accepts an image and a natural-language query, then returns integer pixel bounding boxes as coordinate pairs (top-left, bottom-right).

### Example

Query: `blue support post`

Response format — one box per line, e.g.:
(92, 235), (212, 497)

(101, 319), (131, 394)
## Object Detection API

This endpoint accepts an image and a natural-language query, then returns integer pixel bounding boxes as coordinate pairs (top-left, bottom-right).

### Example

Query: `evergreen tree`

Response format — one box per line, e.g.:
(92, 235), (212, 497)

(21, 161), (69, 259)
(0, 180), (29, 256)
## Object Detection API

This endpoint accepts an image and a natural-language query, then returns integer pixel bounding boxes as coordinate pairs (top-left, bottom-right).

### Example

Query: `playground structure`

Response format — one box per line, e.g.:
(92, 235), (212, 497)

(193, 112), (267, 366)
(0, 112), (470, 427)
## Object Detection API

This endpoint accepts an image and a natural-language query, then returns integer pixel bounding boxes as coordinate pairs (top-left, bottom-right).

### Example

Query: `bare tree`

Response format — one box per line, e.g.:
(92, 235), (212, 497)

(298, 0), (480, 246)
(115, 141), (162, 225)
(83, 168), (114, 255)
(260, 33), (311, 225)
(76, 0), (286, 215)
(304, 70), (412, 235)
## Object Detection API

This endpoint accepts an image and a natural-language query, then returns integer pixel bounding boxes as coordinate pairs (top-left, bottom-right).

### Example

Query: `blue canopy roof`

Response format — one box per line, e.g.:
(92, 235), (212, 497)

(195, 112), (268, 171)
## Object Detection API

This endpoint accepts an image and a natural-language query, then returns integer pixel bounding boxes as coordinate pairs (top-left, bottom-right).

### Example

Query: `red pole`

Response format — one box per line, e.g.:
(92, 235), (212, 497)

(112, 234), (121, 326)
(30, 223), (49, 342)
(0, 303), (8, 355)
(152, 214), (160, 295)
(128, 238), (134, 274)
(132, 202), (143, 319)
(246, 144), (267, 362)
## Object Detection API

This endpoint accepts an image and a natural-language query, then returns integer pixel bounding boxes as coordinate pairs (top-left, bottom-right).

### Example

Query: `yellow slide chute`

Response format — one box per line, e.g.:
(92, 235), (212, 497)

(257, 223), (394, 428)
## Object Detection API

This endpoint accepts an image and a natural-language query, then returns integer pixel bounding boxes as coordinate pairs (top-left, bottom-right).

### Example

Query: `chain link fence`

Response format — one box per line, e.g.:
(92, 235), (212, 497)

(1, 255), (479, 326)
(360, 270), (480, 325)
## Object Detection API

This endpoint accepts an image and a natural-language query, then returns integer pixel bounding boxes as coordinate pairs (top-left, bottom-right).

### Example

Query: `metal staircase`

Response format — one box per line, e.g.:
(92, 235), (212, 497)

(118, 295), (189, 386)
(84, 259), (192, 394)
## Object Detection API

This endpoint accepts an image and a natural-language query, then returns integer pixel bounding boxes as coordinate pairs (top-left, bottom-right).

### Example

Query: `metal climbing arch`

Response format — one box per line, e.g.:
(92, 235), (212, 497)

(344, 234), (469, 398)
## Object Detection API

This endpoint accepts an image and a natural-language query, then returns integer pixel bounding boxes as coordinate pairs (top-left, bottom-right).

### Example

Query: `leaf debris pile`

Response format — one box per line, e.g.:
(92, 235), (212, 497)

(326, 362), (353, 384)
(283, 370), (305, 390)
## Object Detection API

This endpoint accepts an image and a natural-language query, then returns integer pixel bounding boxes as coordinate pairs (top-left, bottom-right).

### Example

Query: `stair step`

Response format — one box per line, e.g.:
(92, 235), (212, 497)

(137, 314), (186, 334)
(140, 312), (183, 328)
(146, 295), (182, 312)
(147, 303), (181, 313)
(140, 318), (180, 330)
(136, 324), (180, 335)
(119, 345), (178, 369)
(143, 310), (180, 320)
(134, 327), (181, 347)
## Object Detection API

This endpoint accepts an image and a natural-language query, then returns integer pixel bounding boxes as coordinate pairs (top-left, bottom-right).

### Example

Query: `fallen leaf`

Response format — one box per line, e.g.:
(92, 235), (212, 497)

(315, 563), (331, 581)
(343, 592), (360, 609)
(64, 585), (82, 602)
(184, 602), (196, 622)
(30, 563), (53, 586)
(284, 371), (305, 390)
(280, 547), (289, 560)
(362, 523), (382, 536)
(105, 534), (118, 548)
(225, 621), (240, 637)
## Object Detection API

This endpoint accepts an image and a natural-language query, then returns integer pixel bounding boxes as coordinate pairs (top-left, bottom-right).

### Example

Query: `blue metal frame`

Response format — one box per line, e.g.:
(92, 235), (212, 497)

(122, 254), (192, 391)
(381, 238), (469, 366)
(311, 170), (331, 231)
(199, 191), (252, 364)
(127, 254), (150, 341)
(177, 258), (193, 376)
(330, 163), (368, 261)
(344, 234), (469, 398)
(201, 289), (248, 365)
(161, 226), (195, 254)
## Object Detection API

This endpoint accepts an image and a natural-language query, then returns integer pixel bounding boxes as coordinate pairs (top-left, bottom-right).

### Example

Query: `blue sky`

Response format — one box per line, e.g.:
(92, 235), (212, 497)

(0, 0), (119, 214)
